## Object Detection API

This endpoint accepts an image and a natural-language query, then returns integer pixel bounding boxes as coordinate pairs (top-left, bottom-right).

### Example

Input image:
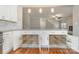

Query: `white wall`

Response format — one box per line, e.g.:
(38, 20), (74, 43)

(73, 6), (79, 51)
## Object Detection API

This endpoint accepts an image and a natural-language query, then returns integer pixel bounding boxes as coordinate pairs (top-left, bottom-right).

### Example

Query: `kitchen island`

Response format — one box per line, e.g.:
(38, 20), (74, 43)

(22, 30), (68, 48)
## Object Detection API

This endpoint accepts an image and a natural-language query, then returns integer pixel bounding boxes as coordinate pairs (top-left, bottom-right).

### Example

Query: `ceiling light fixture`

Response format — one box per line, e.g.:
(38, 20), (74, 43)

(51, 8), (54, 13)
(39, 8), (42, 13)
(28, 8), (31, 13)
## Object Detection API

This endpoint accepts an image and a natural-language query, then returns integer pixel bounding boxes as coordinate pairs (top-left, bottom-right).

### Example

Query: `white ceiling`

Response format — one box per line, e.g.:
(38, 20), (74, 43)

(22, 5), (62, 7)
(23, 5), (73, 18)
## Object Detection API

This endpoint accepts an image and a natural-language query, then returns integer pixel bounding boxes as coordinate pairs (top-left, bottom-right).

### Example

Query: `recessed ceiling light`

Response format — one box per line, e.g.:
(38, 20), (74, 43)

(51, 8), (54, 13)
(28, 8), (31, 13)
(39, 8), (42, 13)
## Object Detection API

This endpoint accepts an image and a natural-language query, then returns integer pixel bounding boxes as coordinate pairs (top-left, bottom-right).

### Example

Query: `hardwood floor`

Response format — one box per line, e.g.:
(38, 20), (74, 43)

(9, 48), (79, 54)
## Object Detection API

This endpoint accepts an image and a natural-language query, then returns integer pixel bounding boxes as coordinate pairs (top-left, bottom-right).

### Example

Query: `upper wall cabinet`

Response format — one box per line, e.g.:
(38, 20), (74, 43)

(0, 5), (18, 22)
(0, 6), (4, 19)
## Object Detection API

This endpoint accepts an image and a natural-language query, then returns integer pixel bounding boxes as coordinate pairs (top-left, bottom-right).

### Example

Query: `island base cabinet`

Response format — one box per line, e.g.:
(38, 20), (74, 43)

(3, 32), (13, 54)
(3, 31), (22, 54)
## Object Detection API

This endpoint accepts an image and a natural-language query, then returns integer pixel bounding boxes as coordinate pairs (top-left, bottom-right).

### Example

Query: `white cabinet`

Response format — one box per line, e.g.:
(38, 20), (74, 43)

(0, 6), (23, 31)
(13, 31), (22, 50)
(3, 32), (13, 54)
(71, 36), (78, 51)
(3, 31), (22, 53)
(0, 5), (18, 22)
(0, 6), (4, 19)
(66, 35), (79, 51)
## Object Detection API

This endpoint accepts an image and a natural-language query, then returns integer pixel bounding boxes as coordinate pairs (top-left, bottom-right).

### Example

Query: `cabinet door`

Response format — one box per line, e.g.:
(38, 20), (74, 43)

(71, 37), (78, 51)
(0, 6), (3, 19)
(0, 5), (18, 22)
(4, 6), (18, 22)
(3, 32), (13, 54)
(13, 31), (22, 50)
(67, 35), (79, 51)
(0, 6), (5, 19)
(11, 6), (18, 22)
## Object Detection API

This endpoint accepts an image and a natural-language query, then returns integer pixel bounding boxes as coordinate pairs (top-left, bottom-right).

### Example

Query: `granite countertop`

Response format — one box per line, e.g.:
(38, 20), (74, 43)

(0, 29), (68, 33)
(0, 29), (68, 32)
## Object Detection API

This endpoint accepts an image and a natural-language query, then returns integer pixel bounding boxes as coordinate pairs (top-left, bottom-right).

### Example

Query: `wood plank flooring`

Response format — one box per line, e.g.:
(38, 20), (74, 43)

(9, 48), (79, 54)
